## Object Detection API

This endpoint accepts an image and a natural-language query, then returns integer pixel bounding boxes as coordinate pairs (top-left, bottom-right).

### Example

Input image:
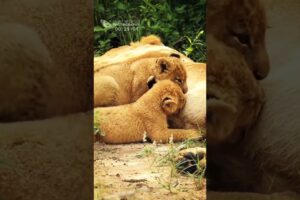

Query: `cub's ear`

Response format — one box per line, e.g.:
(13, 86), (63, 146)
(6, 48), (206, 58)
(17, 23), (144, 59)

(207, 99), (237, 144)
(147, 76), (156, 89)
(162, 96), (178, 115)
(155, 58), (172, 74)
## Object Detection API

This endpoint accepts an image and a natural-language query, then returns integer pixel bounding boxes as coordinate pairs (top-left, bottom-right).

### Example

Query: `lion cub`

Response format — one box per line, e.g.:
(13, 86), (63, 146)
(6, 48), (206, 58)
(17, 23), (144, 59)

(94, 80), (201, 144)
(94, 56), (188, 107)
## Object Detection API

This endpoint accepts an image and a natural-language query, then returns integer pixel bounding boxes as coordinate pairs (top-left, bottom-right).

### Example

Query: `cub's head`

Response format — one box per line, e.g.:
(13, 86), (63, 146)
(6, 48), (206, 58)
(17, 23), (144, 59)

(207, 0), (269, 80)
(152, 80), (186, 115)
(148, 57), (188, 94)
(206, 0), (269, 144)
(207, 37), (266, 145)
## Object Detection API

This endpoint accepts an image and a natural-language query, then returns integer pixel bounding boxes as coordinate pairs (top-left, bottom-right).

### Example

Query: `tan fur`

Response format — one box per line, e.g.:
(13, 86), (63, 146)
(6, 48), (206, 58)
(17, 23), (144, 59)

(0, 113), (92, 200)
(94, 80), (201, 144)
(204, 0), (270, 143)
(94, 56), (188, 107)
(169, 62), (206, 129)
(0, 0), (92, 121)
(94, 36), (206, 129)
(206, 35), (265, 144)
(207, 0), (270, 80)
(130, 35), (163, 46)
(94, 36), (192, 72)
(240, 0), (300, 193)
(203, 0), (269, 193)
(175, 0), (300, 196)
(0, 22), (54, 121)
(93, 4), (267, 188)
(93, 0), (300, 196)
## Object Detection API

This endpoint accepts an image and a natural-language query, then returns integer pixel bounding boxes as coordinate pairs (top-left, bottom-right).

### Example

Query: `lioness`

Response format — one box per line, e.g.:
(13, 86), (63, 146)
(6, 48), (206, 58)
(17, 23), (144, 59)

(94, 56), (188, 107)
(94, 80), (201, 144)
(94, 35), (206, 129)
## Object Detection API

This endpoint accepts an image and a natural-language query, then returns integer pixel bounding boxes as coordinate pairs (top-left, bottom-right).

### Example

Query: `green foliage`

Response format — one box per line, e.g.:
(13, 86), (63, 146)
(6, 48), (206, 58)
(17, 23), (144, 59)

(94, 0), (206, 62)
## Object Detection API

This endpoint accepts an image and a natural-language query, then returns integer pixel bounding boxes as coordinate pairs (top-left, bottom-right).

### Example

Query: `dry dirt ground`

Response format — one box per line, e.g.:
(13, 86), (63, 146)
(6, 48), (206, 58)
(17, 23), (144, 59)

(94, 143), (206, 200)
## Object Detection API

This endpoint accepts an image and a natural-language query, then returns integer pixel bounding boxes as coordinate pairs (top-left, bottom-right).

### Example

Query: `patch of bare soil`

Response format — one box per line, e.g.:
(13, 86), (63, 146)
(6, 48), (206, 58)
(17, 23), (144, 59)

(94, 143), (206, 200)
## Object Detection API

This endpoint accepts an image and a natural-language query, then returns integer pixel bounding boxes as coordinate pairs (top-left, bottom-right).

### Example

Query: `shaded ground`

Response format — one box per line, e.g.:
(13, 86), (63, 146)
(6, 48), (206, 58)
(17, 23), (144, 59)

(94, 143), (206, 200)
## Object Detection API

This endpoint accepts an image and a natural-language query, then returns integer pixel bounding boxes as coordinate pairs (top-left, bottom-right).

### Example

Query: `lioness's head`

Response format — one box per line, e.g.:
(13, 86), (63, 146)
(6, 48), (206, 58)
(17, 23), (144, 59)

(151, 80), (186, 115)
(207, 0), (269, 80)
(206, 0), (268, 144)
(149, 57), (188, 94)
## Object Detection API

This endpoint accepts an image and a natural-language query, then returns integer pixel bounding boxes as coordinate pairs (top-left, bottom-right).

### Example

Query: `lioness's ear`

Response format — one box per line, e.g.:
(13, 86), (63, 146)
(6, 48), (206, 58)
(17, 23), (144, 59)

(162, 96), (178, 114)
(170, 53), (180, 58)
(156, 58), (171, 73)
(147, 76), (156, 89)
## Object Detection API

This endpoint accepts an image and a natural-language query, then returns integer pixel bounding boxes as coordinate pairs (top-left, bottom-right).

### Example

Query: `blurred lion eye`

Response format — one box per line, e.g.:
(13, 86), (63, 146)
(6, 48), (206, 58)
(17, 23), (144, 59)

(175, 78), (182, 84)
(234, 33), (251, 47)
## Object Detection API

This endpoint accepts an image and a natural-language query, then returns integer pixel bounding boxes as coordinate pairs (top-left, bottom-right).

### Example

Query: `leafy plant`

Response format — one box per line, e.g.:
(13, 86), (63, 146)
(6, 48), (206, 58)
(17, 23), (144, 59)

(94, 0), (206, 62)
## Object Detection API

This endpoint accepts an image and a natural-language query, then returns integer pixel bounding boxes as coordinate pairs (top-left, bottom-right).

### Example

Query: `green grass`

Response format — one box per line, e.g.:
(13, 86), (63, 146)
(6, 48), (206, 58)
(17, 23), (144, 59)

(94, 110), (105, 137)
(150, 138), (206, 192)
(94, 0), (206, 62)
(136, 145), (155, 158)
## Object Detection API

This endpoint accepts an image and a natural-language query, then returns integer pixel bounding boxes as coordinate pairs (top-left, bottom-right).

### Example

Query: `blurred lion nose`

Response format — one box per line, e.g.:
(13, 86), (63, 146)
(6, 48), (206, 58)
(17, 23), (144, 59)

(183, 84), (188, 93)
(253, 46), (270, 80)
(254, 70), (266, 80)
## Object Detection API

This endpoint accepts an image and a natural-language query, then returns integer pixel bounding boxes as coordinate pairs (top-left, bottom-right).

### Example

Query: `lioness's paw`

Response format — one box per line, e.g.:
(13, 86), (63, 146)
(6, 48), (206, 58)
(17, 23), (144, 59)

(176, 147), (206, 175)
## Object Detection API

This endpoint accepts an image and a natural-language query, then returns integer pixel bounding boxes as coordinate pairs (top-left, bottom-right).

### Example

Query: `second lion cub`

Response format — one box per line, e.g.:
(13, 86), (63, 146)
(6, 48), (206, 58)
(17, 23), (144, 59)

(94, 80), (201, 144)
